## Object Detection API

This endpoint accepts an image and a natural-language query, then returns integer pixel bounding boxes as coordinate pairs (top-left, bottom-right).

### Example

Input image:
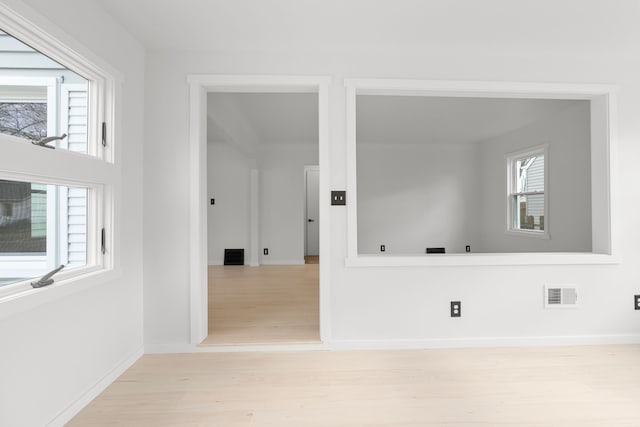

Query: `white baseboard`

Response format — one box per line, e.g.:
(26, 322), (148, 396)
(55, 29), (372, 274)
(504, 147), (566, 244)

(47, 346), (143, 427)
(326, 334), (640, 351)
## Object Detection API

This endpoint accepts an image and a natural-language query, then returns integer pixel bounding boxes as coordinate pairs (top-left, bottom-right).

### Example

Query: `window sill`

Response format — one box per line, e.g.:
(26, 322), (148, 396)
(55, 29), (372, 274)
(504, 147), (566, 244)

(505, 228), (550, 239)
(345, 252), (619, 268)
(0, 266), (121, 321)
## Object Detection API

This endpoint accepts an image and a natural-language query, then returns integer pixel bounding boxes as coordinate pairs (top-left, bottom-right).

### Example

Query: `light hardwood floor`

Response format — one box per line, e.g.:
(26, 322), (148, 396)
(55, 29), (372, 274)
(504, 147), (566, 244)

(201, 264), (320, 346)
(68, 345), (640, 426)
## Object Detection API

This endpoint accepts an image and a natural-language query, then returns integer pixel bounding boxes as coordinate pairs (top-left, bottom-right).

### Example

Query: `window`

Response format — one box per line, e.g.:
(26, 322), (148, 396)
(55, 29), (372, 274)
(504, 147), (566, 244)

(0, 17), (115, 295)
(0, 179), (90, 287)
(506, 145), (548, 237)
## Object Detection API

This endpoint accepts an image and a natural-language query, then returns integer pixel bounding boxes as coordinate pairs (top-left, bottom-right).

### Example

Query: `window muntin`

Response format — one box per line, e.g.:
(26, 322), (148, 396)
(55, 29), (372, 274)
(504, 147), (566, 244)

(507, 146), (547, 235)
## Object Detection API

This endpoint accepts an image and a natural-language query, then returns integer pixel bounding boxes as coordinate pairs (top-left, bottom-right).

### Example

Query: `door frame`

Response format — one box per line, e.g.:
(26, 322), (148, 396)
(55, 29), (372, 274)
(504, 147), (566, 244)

(304, 165), (320, 257)
(187, 75), (332, 345)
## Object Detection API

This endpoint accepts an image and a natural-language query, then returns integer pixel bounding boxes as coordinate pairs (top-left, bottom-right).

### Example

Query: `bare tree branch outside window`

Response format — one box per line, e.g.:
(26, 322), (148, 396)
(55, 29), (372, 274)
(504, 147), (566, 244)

(0, 102), (47, 141)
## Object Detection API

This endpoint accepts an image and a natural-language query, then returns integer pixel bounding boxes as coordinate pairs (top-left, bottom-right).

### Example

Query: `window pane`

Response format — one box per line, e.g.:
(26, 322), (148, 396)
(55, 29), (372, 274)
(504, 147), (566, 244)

(0, 181), (46, 253)
(513, 194), (544, 231)
(0, 29), (89, 154)
(516, 155), (544, 193)
(0, 179), (88, 287)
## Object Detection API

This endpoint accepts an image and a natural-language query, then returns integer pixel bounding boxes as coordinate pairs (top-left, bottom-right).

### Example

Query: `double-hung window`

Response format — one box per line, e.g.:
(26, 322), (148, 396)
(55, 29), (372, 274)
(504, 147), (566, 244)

(506, 145), (548, 237)
(0, 15), (115, 296)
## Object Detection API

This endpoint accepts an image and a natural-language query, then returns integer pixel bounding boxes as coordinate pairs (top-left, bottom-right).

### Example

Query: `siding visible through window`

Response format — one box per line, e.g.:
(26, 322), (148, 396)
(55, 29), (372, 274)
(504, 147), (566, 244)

(526, 156), (544, 225)
(67, 187), (87, 266)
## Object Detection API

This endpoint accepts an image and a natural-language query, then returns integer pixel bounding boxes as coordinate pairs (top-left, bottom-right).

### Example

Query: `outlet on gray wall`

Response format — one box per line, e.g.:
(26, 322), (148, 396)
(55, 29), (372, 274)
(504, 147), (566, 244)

(451, 301), (461, 317)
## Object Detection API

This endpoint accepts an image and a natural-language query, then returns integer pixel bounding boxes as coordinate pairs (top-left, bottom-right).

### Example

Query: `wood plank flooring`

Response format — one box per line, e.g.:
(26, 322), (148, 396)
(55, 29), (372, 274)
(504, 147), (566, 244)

(68, 345), (640, 426)
(201, 264), (320, 346)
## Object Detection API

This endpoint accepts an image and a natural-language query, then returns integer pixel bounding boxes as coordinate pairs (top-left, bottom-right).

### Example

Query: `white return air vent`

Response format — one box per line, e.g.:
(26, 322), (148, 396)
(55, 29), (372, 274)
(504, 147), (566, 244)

(544, 285), (578, 308)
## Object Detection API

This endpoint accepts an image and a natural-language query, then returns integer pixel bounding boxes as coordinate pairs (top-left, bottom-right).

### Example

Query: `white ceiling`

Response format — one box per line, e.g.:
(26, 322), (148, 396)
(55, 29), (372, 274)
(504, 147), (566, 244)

(207, 93), (319, 146)
(95, 0), (637, 54)
(92, 1), (606, 148)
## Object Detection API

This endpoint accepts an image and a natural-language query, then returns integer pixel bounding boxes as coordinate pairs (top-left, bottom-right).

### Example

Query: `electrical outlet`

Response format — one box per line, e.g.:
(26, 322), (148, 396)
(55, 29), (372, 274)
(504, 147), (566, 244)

(263, 248), (269, 255)
(380, 244), (386, 252)
(635, 295), (640, 310)
(210, 198), (215, 205)
(465, 245), (471, 253)
(451, 301), (461, 317)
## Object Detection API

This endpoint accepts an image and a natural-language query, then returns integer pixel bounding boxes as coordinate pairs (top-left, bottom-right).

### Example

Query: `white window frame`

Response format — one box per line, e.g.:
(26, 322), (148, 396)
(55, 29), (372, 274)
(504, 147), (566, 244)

(505, 144), (549, 239)
(0, 5), (119, 307)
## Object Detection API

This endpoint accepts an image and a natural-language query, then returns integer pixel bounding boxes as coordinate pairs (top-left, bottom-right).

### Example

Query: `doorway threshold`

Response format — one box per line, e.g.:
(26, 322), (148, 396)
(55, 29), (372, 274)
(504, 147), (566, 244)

(196, 342), (326, 353)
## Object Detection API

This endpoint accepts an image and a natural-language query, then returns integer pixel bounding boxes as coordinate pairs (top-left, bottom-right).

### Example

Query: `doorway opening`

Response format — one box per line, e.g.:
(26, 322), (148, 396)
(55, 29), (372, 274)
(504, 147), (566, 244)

(304, 165), (319, 265)
(197, 87), (325, 346)
(188, 75), (331, 347)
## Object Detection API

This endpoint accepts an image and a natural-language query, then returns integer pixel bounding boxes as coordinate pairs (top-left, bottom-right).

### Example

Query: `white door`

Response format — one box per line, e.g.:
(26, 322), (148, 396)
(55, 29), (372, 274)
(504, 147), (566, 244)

(305, 167), (319, 256)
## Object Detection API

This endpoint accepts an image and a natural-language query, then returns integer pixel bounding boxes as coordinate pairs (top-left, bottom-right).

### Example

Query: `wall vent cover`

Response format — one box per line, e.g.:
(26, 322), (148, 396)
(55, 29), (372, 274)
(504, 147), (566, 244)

(224, 248), (244, 265)
(544, 285), (578, 308)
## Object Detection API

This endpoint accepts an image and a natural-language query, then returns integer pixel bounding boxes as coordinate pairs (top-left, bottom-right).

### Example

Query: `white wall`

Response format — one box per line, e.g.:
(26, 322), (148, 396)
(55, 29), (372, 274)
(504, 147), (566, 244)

(206, 142), (318, 266)
(0, 0), (144, 426)
(259, 144), (318, 264)
(356, 101), (592, 255)
(479, 102), (592, 253)
(357, 143), (481, 254)
(143, 2), (640, 349)
(207, 142), (251, 265)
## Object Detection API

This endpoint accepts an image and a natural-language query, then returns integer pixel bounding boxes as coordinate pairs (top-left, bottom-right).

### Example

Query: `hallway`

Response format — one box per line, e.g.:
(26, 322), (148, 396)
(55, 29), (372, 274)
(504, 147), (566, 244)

(201, 264), (320, 346)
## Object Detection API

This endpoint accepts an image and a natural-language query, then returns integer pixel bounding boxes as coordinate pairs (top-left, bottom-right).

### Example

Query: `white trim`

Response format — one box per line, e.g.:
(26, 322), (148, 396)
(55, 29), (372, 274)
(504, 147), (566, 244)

(317, 82), (331, 342)
(326, 334), (640, 351)
(344, 78), (617, 266)
(346, 253), (619, 267)
(344, 78), (619, 98)
(188, 80), (207, 345)
(46, 347), (143, 427)
(249, 168), (259, 266)
(188, 74), (332, 345)
(346, 85), (358, 259)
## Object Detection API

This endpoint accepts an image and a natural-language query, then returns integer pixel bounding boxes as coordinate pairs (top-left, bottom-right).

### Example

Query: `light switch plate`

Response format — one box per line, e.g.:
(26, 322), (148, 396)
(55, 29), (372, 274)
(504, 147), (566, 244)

(331, 191), (346, 206)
